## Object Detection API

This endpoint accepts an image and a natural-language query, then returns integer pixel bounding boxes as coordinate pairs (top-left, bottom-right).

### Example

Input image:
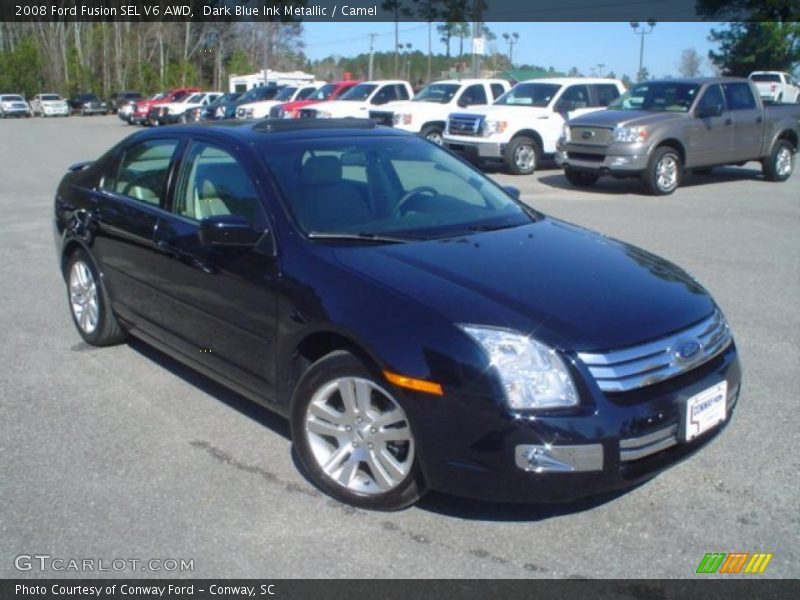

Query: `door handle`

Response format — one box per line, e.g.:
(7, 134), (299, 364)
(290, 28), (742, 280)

(724, 118), (732, 126)
(755, 116), (763, 123)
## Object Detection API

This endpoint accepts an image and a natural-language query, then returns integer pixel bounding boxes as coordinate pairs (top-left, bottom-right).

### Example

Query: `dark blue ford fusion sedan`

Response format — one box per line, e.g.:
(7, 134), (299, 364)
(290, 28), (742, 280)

(54, 119), (740, 510)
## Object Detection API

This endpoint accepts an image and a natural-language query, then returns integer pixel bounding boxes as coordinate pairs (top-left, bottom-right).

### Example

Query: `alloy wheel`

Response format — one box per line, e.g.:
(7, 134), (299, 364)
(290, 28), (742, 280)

(69, 261), (99, 334)
(304, 377), (414, 495)
(775, 146), (794, 177)
(514, 144), (536, 171)
(656, 154), (679, 192)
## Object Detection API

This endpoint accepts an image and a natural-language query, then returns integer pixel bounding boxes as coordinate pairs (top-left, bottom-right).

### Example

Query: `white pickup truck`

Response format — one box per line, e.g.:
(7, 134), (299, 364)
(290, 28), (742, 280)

(443, 77), (626, 174)
(367, 79), (510, 144)
(749, 71), (800, 104)
(236, 83), (322, 119)
(298, 80), (414, 119)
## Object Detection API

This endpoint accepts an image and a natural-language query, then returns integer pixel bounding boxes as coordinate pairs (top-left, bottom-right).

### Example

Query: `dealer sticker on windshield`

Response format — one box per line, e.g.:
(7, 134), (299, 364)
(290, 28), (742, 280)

(684, 381), (727, 442)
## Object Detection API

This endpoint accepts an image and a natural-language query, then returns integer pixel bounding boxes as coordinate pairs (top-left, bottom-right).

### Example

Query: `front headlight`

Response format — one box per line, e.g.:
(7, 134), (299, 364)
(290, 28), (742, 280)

(561, 124), (570, 142)
(613, 126), (648, 143)
(482, 119), (507, 137)
(393, 112), (412, 126)
(460, 325), (578, 410)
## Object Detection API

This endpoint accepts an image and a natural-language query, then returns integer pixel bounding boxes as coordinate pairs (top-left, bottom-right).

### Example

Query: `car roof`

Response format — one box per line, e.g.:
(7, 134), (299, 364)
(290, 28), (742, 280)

(431, 78), (508, 85)
(130, 118), (411, 144)
(632, 77), (752, 85)
(517, 77), (621, 85)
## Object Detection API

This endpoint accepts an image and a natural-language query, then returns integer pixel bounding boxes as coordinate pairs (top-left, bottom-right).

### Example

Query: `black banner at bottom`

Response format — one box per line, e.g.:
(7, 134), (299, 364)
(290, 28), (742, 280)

(2, 579), (799, 600)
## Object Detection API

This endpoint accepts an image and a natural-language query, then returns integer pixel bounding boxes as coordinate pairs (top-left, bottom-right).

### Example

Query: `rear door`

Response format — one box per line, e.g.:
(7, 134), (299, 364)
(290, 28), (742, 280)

(93, 137), (182, 323)
(148, 138), (280, 399)
(722, 81), (763, 161)
(686, 84), (733, 167)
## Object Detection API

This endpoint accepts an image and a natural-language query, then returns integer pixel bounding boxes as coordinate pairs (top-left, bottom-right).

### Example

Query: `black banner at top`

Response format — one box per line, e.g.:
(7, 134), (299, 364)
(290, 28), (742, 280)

(3, 0), (799, 23)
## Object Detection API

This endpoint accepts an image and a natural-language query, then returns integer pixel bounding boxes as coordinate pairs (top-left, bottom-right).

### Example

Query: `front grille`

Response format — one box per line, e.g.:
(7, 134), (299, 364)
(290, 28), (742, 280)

(620, 425), (678, 462)
(567, 152), (605, 162)
(369, 110), (394, 127)
(569, 126), (613, 146)
(298, 108), (317, 119)
(447, 113), (482, 136)
(578, 309), (732, 393)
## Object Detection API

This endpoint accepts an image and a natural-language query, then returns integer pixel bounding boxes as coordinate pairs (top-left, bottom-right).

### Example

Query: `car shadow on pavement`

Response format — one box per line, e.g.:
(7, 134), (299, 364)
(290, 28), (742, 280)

(415, 486), (639, 522)
(538, 165), (766, 196)
(126, 337), (291, 440)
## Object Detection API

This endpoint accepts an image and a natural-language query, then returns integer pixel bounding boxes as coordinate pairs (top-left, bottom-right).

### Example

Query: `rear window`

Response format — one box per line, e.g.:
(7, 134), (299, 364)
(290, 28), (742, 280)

(495, 83), (561, 107)
(41, 94), (62, 101)
(1, 95), (24, 102)
(749, 74), (781, 83)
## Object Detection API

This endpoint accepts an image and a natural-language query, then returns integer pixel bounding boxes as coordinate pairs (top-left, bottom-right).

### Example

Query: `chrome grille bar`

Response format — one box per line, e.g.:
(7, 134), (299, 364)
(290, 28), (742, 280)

(578, 310), (732, 393)
(446, 113), (482, 136)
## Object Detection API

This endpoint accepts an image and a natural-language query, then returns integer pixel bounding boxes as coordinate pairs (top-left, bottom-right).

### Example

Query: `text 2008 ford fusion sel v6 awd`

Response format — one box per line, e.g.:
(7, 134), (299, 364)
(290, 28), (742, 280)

(53, 119), (740, 510)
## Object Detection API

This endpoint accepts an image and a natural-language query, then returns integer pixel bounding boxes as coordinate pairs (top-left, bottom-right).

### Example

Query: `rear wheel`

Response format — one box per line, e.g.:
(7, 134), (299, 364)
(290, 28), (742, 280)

(291, 350), (425, 510)
(762, 139), (795, 182)
(504, 136), (540, 175)
(644, 147), (682, 195)
(65, 250), (127, 346)
(564, 169), (599, 187)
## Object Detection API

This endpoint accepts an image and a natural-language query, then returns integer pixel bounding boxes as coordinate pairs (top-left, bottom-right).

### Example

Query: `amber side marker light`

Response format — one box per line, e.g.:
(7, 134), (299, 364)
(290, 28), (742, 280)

(383, 371), (444, 396)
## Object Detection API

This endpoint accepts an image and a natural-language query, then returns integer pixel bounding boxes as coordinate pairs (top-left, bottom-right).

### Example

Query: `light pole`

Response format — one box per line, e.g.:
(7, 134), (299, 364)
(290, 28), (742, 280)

(630, 20), (656, 82)
(398, 43), (412, 81)
(502, 32), (519, 69)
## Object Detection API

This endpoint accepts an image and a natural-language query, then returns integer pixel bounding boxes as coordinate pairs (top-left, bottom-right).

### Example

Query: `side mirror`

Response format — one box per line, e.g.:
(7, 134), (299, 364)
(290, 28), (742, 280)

(697, 103), (723, 119)
(199, 215), (262, 247)
(504, 185), (521, 200)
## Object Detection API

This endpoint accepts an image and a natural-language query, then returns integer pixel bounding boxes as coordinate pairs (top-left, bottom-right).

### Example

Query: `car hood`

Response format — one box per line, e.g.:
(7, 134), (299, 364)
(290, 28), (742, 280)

(312, 100), (372, 116)
(460, 104), (550, 119)
(332, 219), (713, 352)
(569, 109), (687, 128)
(282, 99), (319, 111)
(380, 100), (453, 115)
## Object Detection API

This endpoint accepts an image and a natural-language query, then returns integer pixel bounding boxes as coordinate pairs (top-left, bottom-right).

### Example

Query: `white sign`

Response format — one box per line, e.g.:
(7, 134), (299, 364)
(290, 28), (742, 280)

(472, 37), (485, 56)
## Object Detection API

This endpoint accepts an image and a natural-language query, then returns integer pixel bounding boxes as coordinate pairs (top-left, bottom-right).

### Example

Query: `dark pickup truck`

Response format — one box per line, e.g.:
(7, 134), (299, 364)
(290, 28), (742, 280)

(556, 77), (800, 195)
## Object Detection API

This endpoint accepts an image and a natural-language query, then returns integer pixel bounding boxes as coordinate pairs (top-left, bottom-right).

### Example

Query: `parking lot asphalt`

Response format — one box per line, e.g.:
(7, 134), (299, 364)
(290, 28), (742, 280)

(0, 115), (798, 579)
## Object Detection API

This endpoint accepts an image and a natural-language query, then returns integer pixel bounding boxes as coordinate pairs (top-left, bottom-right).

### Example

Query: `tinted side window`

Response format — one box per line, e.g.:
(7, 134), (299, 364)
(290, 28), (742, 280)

(490, 83), (506, 100)
(594, 84), (621, 107)
(112, 139), (179, 206)
(396, 84), (410, 101)
(372, 85), (395, 104)
(174, 143), (263, 226)
(697, 84), (726, 115)
(723, 82), (756, 110)
(461, 84), (488, 106)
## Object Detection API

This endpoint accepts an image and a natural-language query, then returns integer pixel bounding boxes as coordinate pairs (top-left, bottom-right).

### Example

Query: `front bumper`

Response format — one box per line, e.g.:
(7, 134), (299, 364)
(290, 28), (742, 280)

(78, 106), (107, 114)
(2, 107), (29, 117)
(444, 137), (505, 160)
(402, 342), (740, 503)
(556, 140), (651, 174)
(43, 107), (70, 116)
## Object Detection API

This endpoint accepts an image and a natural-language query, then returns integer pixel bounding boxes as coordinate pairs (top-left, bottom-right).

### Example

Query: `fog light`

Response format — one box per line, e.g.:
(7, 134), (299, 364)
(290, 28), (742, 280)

(515, 444), (603, 473)
(610, 156), (633, 166)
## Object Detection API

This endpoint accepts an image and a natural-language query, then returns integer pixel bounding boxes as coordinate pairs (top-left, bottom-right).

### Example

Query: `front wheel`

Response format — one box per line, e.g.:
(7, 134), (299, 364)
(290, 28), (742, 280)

(420, 125), (443, 145)
(65, 250), (127, 346)
(291, 351), (425, 510)
(644, 147), (682, 195)
(564, 169), (599, 187)
(762, 139), (795, 182)
(504, 136), (540, 175)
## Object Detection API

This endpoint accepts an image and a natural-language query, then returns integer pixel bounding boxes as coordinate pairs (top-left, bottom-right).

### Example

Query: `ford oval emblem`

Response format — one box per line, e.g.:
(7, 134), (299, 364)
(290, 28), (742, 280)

(581, 130), (594, 139)
(673, 338), (703, 363)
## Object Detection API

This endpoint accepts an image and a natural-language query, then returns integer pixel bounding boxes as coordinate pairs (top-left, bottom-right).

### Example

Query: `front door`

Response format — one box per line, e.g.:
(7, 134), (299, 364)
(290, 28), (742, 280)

(149, 140), (280, 401)
(686, 84), (733, 167)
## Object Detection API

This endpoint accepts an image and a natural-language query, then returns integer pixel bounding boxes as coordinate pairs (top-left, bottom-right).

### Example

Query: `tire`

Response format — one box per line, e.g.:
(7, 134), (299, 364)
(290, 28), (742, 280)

(80, 107), (86, 116)
(64, 250), (127, 346)
(291, 350), (425, 511)
(504, 136), (540, 175)
(420, 125), (444, 145)
(644, 146), (682, 195)
(762, 139), (795, 182)
(564, 169), (599, 187)
(777, 93), (783, 103)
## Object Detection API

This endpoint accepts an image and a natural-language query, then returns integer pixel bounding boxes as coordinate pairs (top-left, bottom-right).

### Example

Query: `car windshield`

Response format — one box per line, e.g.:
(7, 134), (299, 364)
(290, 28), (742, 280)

(749, 73), (781, 83)
(2, 95), (24, 102)
(261, 136), (536, 240)
(239, 87), (279, 103)
(494, 83), (561, 107)
(309, 83), (338, 101)
(185, 93), (204, 103)
(274, 87), (297, 101)
(413, 83), (460, 103)
(211, 93), (239, 106)
(297, 87), (317, 100)
(609, 82), (700, 112)
(80, 94), (99, 101)
(41, 94), (62, 101)
(150, 92), (167, 100)
(339, 84), (378, 101)
(123, 92), (142, 99)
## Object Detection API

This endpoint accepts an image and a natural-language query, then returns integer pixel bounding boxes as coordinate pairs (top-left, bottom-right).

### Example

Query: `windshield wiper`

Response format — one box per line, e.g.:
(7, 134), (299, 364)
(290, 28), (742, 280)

(307, 232), (414, 244)
(467, 223), (520, 232)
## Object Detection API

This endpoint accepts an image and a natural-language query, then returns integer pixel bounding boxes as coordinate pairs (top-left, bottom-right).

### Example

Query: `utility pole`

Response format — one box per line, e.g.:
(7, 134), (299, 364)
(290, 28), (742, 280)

(630, 20), (656, 82)
(502, 32), (519, 69)
(368, 33), (377, 81)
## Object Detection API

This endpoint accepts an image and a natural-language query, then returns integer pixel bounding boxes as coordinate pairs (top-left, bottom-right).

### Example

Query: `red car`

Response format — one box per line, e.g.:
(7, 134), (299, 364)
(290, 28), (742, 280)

(273, 80), (361, 119)
(130, 88), (201, 125)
